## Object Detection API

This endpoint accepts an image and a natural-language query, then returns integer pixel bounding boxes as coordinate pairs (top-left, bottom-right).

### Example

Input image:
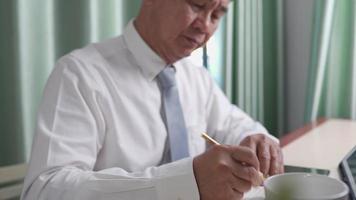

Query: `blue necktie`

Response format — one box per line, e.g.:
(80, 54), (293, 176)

(158, 67), (190, 161)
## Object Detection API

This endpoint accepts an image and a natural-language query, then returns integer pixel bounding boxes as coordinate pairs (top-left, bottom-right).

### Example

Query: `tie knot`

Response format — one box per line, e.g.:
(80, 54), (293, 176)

(158, 67), (176, 88)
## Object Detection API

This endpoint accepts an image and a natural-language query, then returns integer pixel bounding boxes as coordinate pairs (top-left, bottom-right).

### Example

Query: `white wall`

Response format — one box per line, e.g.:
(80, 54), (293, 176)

(285, 0), (315, 132)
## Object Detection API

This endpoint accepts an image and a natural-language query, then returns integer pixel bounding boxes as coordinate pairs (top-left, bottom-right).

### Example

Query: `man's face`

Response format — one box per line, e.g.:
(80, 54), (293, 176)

(148, 0), (229, 62)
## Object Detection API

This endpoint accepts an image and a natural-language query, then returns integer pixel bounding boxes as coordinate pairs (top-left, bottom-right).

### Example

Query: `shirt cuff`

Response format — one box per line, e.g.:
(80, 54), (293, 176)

(154, 158), (200, 200)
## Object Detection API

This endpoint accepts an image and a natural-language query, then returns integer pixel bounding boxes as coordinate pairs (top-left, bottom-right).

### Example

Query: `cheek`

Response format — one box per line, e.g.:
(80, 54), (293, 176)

(183, 4), (199, 24)
(165, 15), (194, 40)
(210, 23), (219, 34)
(180, 15), (198, 34)
(202, 31), (214, 44)
(167, 19), (195, 45)
(178, 6), (199, 32)
(205, 25), (218, 41)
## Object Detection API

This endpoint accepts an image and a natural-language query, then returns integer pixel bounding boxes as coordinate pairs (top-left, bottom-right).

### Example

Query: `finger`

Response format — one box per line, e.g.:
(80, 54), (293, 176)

(229, 172), (252, 193)
(268, 145), (280, 175)
(257, 142), (270, 175)
(231, 188), (244, 200)
(230, 161), (263, 186)
(279, 147), (285, 173)
(230, 146), (260, 171)
(240, 136), (257, 153)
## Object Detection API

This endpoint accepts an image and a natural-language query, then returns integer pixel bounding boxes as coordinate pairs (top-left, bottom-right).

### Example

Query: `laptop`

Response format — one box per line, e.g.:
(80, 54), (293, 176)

(339, 146), (356, 200)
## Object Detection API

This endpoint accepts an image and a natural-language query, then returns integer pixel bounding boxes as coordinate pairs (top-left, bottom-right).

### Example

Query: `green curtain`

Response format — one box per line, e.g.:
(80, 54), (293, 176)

(209, 0), (284, 137)
(0, 0), (142, 166)
(305, 0), (356, 122)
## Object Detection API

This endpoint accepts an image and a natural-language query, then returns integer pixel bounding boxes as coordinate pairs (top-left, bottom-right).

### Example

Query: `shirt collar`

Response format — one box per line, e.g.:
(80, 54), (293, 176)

(123, 19), (169, 81)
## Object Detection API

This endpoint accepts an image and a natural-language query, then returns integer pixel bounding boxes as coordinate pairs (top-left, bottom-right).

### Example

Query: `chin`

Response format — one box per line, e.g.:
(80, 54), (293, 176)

(182, 48), (196, 56)
(173, 47), (196, 61)
(179, 52), (193, 59)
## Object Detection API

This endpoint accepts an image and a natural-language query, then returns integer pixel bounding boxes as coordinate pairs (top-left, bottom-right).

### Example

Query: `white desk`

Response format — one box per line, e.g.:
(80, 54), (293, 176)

(244, 119), (356, 199)
(282, 119), (356, 179)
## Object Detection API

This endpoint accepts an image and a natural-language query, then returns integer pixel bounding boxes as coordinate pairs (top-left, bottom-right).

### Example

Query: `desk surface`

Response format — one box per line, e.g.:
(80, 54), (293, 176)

(244, 118), (356, 199)
(281, 119), (356, 178)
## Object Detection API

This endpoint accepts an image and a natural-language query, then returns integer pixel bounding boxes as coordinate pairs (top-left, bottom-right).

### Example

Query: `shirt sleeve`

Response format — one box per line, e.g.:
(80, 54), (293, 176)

(202, 68), (279, 145)
(21, 56), (200, 200)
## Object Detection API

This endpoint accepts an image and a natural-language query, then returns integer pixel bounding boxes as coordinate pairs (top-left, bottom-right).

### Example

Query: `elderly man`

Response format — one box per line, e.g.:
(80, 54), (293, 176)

(22, 0), (283, 199)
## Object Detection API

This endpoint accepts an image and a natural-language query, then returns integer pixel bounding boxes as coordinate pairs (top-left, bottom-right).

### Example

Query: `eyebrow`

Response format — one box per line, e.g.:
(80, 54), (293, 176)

(200, 0), (229, 14)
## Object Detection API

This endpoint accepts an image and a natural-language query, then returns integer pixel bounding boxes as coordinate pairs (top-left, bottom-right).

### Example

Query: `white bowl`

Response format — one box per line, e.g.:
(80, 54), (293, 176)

(264, 173), (349, 200)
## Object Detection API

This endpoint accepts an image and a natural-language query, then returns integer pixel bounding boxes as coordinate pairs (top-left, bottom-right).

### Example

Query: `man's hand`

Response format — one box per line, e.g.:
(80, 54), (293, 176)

(240, 134), (284, 176)
(193, 145), (263, 200)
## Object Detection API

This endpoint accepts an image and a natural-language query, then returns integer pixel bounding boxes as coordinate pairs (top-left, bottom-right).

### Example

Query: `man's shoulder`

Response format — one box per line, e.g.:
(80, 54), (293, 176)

(52, 35), (129, 88)
(54, 35), (131, 77)
(67, 35), (128, 65)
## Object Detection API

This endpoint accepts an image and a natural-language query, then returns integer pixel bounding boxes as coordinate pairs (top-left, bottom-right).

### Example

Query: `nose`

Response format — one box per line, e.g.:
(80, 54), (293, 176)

(193, 12), (211, 33)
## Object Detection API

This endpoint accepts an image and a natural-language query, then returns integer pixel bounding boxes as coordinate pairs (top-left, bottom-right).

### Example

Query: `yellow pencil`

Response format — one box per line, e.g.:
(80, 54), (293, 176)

(201, 132), (220, 145)
(201, 132), (266, 182)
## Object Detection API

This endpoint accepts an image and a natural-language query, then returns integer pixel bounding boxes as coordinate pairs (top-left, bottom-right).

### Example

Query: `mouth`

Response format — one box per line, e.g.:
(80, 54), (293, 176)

(184, 36), (202, 47)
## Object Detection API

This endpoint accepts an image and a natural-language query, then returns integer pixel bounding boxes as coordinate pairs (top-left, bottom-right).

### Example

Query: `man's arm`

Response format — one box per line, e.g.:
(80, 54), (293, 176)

(199, 67), (274, 145)
(201, 67), (283, 175)
(21, 57), (199, 200)
(22, 157), (199, 200)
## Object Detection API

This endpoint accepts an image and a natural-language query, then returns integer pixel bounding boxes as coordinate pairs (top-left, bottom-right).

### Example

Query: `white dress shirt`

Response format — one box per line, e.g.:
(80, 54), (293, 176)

(21, 20), (275, 200)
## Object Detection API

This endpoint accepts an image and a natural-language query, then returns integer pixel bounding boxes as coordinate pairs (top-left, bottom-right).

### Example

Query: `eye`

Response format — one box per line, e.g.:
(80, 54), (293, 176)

(190, 2), (205, 12)
(211, 12), (222, 22)
(212, 13), (219, 20)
